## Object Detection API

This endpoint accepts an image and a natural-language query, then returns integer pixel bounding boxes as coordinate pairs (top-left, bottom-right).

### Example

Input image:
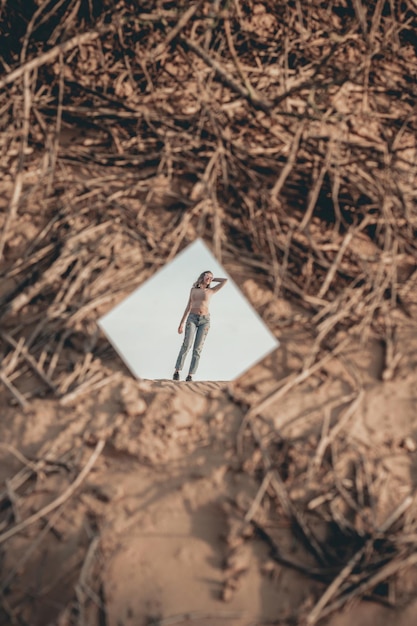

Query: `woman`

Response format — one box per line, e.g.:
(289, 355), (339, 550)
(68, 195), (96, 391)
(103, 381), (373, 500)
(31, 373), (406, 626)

(173, 270), (228, 381)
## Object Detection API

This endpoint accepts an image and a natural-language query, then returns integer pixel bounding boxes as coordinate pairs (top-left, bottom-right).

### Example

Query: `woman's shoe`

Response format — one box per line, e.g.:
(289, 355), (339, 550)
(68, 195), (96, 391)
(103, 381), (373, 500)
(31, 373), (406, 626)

(173, 371), (180, 381)
(186, 375), (193, 382)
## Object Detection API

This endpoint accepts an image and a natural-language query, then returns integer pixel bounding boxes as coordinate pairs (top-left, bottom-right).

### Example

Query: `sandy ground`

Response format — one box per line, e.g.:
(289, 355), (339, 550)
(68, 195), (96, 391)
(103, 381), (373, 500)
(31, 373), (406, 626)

(1, 321), (417, 626)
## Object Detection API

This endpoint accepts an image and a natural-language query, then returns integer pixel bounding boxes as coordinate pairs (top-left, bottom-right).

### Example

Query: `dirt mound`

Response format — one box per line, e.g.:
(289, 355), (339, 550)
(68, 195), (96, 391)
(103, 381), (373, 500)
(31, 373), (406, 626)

(1, 349), (417, 626)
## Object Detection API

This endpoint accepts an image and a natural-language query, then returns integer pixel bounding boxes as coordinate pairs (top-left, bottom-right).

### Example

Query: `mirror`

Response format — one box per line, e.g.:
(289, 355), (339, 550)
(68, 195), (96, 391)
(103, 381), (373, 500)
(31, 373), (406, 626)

(98, 239), (279, 381)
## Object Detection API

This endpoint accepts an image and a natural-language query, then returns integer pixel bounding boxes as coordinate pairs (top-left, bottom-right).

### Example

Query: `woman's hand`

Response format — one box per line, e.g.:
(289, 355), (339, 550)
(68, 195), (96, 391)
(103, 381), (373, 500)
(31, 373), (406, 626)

(178, 324), (184, 334)
(211, 277), (228, 292)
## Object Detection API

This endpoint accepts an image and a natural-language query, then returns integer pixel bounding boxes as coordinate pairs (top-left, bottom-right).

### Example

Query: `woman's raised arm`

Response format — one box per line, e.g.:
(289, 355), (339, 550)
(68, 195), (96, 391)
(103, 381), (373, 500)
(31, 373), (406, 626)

(211, 277), (228, 293)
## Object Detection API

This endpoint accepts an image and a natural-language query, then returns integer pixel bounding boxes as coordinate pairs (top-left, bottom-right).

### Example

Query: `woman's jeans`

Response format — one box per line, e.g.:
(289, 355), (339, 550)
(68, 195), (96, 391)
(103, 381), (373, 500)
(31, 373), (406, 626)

(175, 313), (210, 375)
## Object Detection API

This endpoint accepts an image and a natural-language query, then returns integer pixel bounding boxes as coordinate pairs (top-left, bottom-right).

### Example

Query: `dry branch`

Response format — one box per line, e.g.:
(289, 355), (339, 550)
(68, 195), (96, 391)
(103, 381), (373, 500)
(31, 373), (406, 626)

(0, 371), (29, 409)
(0, 69), (32, 261)
(320, 552), (417, 621)
(0, 443), (39, 474)
(75, 535), (101, 626)
(270, 121), (306, 202)
(249, 419), (328, 566)
(181, 37), (272, 114)
(0, 30), (105, 89)
(0, 439), (105, 545)
(306, 543), (368, 625)
(153, 2), (203, 60)
(1, 331), (58, 393)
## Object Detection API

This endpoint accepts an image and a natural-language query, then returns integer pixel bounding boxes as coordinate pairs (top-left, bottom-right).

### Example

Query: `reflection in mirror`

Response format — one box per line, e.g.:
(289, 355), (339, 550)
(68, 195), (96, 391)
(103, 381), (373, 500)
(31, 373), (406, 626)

(98, 239), (279, 381)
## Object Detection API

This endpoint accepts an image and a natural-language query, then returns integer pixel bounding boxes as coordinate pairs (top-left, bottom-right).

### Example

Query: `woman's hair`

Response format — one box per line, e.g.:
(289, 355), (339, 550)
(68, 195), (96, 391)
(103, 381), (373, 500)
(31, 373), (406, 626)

(193, 270), (213, 288)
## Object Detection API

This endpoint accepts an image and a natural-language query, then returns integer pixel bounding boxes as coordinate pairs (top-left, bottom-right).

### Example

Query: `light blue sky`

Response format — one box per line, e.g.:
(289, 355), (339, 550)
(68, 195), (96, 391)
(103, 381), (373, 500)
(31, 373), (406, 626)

(99, 239), (279, 381)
